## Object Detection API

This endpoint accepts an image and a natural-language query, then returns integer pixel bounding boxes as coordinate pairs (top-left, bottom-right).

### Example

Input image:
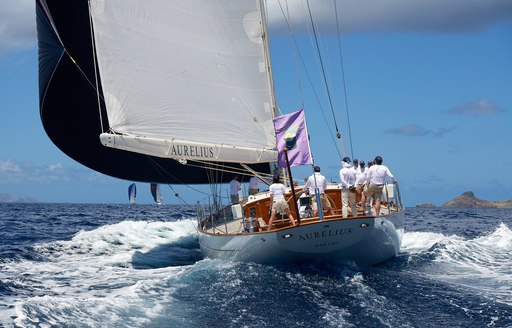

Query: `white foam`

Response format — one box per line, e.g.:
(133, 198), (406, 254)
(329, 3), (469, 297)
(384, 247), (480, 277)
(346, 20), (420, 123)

(400, 231), (450, 254)
(1, 219), (199, 327)
(424, 223), (512, 306)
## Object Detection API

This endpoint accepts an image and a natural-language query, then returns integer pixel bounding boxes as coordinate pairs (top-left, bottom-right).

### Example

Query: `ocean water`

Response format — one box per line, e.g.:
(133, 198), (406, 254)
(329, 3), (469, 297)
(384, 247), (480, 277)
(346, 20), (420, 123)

(0, 204), (511, 328)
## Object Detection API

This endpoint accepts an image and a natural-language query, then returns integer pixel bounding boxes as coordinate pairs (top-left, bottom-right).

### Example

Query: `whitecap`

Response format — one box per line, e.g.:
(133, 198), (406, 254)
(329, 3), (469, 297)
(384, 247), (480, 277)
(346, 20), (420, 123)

(421, 223), (512, 306)
(400, 231), (449, 254)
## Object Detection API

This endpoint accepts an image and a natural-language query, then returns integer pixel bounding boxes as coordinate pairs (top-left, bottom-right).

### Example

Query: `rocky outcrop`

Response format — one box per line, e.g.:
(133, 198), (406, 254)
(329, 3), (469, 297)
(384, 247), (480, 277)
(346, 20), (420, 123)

(442, 191), (512, 208)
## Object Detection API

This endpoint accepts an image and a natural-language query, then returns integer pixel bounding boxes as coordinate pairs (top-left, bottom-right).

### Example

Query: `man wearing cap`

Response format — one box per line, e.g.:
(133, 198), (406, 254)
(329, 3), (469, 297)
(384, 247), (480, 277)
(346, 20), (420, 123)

(362, 155), (396, 215)
(355, 160), (367, 209)
(304, 166), (335, 217)
(339, 157), (357, 217)
(353, 159), (360, 175)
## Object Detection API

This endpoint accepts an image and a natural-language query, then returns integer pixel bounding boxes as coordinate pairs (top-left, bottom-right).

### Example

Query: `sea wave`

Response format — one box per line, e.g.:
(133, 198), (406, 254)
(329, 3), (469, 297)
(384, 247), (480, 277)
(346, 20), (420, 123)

(403, 222), (512, 306)
(1, 206), (511, 327)
(1, 219), (201, 327)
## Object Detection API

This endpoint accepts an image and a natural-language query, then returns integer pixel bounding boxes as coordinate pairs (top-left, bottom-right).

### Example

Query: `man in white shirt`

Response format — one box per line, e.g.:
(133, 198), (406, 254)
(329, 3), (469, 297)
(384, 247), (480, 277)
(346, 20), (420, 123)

(304, 166), (335, 217)
(355, 161), (367, 208)
(229, 175), (241, 204)
(268, 176), (296, 230)
(362, 156), (396, 215)
(353, 159), (360, 175)
(248, 176), (260, 195)
(339, 157), (357, 218)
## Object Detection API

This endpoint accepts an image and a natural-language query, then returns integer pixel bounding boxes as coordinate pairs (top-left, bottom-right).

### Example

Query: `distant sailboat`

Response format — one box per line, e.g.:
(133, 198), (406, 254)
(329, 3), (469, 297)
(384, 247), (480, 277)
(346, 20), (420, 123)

(150, 183), (163, 205)
(128, 183), (136, 205)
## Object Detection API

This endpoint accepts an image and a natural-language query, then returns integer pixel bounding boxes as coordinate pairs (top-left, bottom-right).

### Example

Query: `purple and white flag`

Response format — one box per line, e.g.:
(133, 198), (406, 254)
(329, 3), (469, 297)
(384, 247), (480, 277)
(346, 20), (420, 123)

(273, 109), (312, 168)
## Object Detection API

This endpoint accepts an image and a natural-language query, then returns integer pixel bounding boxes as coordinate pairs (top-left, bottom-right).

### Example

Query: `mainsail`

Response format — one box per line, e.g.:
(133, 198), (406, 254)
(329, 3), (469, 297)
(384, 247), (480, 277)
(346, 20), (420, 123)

(89, 0), (278, 164)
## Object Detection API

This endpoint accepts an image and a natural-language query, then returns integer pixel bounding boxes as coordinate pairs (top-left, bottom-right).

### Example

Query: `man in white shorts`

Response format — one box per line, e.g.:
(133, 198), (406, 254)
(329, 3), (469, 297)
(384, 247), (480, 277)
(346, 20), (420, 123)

(362, 156), (396, 215)
(268, 176), (297, 230)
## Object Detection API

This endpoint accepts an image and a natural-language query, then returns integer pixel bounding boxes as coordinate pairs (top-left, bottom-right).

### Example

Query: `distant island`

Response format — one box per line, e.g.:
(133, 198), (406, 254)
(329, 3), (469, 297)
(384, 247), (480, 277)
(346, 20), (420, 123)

(442, 191), (512, 208)
(416, 203), (435, 208)
(0, 194), (38, 203)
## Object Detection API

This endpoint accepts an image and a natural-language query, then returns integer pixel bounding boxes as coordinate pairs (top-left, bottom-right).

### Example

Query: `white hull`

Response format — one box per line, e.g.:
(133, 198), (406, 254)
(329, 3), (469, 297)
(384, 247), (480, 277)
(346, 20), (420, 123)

(198, 211), (404, 266)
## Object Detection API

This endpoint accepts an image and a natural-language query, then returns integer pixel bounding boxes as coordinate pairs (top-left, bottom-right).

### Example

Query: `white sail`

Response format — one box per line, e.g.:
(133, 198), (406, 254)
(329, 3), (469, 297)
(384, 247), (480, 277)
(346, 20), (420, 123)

(90, 0), (278, 163)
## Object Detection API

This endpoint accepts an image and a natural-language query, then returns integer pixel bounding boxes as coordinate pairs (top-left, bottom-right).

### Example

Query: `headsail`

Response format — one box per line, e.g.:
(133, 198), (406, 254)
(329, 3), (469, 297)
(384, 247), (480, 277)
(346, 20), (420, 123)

(89, 0), (278, 163)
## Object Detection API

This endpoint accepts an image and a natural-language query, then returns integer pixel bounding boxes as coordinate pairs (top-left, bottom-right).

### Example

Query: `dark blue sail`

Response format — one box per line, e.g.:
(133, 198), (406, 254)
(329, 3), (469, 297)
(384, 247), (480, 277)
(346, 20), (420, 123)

(35, 0), (271, 185)
(150, 183), (163, 205)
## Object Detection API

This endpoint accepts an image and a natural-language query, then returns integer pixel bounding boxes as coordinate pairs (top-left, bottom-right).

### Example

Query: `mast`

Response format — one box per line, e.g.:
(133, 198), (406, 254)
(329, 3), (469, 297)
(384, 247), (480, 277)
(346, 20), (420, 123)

(259, 0), (282, 181)
(283, 148), (301, 225)
(259, 0), (278, 120)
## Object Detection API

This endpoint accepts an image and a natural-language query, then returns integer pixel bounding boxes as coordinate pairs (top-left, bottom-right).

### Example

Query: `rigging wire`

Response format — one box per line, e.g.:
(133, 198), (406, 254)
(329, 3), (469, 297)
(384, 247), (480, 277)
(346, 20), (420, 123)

(146, 159), (194, 206)
(306, 6), (347, 161)
(146, 158), (210, 197)
(206, 161), (223, 210)
(45, 1), (109, 135)
(305, 0), (341, 141)
(59, 48), (107, 126)
(275, 0), (342, 160)
(146, 156), (273, 207)
(334, 0), (354, 159)
(87, 1), (104, 133)
(283, 0), (305, 109)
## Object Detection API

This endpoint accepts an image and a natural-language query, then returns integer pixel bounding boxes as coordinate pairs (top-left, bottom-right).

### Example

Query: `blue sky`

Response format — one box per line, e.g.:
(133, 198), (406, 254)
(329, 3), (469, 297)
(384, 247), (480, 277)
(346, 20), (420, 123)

(1, 0), (511, 206)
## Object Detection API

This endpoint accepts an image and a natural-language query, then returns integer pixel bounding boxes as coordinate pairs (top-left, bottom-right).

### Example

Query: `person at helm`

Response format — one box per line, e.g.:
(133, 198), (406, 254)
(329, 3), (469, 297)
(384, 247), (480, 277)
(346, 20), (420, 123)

(304, 166), (335, 217)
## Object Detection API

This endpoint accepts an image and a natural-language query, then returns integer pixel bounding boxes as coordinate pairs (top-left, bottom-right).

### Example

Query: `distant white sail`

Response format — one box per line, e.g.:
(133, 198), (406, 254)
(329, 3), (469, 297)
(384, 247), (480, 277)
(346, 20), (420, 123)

(128, 183), (136, 205)
(90, 0), (278, 163)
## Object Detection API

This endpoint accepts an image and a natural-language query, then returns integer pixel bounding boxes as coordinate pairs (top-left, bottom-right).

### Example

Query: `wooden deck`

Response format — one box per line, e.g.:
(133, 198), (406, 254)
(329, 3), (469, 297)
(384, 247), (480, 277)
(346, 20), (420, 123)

(200, 183), (401, 235)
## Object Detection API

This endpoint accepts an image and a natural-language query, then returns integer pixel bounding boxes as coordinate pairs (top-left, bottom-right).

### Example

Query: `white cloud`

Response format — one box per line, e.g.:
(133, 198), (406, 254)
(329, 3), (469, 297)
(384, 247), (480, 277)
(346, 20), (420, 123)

(0, 159), (22, 173)
(1, 0), (511, 56)
(0, 160), (90, 185)
(0, 159), (125, 191)
(267, 0), (512, 35)
(385, 124), (429, 136)
(449, 98), (506, 115)
(0, 0), (36, 55)
(432, 126), (456, 138)
(87, 172), (114, 183)
(384, 124), (455, 137)
(48, 163), (63, 171)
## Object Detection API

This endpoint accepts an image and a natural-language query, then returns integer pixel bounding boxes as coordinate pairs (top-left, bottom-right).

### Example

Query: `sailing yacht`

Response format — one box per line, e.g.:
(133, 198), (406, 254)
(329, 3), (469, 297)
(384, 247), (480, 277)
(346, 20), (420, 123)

(150, 184), (163, 206)
(36, 0), (404, 266)
(128, 183), (136, 206)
